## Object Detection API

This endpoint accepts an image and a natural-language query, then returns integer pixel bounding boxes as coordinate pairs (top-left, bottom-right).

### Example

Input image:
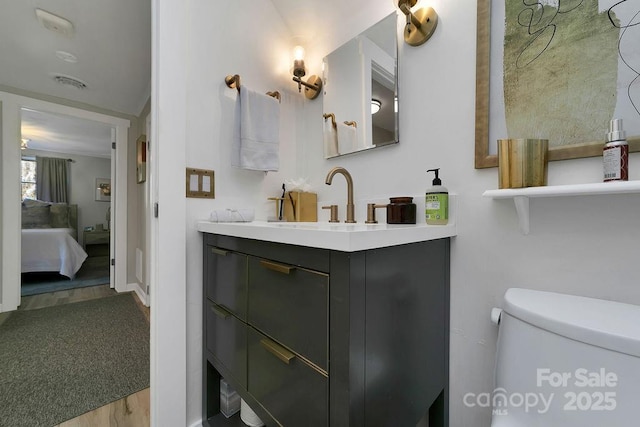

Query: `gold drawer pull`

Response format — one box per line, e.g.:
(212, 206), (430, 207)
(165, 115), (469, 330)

(260, 339), (296, 364)
(260, 260), (295, 274)
(210, 304), (231, 319)
(211, 248), (228, 256)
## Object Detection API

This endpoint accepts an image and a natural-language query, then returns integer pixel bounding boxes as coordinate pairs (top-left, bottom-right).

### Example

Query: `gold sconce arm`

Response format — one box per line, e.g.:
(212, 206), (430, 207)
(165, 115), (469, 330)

(396, 0), (438, 46)
(293, 75), (323, 100)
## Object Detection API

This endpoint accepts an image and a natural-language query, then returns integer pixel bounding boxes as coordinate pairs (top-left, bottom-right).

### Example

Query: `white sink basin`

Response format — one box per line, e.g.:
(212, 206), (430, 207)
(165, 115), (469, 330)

(197, 220), (456, 252)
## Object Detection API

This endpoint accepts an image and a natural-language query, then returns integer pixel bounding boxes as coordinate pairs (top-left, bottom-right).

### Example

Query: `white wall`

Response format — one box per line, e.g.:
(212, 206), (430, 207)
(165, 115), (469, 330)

(297, 0), (640, 425)
(158, 0), (640, 425)
(182, 1), (301, 423)
(22, 148), (111, 245)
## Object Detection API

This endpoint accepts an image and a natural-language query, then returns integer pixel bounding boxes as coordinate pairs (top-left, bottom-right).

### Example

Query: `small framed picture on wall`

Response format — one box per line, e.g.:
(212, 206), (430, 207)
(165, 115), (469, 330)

(95, 178), (111, 202)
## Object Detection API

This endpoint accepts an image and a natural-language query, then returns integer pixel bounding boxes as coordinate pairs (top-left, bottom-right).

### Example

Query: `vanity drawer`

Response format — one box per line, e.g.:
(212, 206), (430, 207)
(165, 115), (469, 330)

(205, 246), (247, 320)
(247, 327), (328, 427)
(205, 301), (247, 389)
(248, 257), (328, 371)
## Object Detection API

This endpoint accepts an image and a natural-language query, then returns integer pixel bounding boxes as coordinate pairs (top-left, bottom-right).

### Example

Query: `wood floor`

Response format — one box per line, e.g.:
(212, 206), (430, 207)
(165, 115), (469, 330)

(56, 388), (150, 427)
(19, 285), (151, 427)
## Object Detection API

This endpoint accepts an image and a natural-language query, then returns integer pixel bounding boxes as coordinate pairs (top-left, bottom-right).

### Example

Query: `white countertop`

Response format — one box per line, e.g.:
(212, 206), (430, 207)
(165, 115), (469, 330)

(196, 220), (456, 252)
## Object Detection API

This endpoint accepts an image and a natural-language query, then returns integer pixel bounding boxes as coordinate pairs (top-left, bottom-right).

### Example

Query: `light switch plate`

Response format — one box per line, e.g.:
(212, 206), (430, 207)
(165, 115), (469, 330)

(186, 168), (214, 198)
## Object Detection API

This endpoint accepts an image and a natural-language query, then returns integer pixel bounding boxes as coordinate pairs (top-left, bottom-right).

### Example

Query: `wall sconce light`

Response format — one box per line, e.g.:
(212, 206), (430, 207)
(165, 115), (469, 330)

(395, 0), (438, 46)
(371, 99), (382, 114)
(21, 138), (29, 150)
(291, 45), (323, 100)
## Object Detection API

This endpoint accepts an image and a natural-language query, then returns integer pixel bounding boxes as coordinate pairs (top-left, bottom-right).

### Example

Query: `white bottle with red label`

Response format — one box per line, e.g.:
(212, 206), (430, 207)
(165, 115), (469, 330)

(603, 118), (628, 182)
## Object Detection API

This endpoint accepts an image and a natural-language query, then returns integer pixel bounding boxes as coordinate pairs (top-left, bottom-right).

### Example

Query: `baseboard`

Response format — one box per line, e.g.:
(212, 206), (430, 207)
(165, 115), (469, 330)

(123, 281), (149, 306)
(188, 421), (203, 427)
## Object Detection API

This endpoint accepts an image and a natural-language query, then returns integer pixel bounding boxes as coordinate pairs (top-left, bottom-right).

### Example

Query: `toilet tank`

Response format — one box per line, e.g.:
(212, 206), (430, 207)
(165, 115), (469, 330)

(491, 288), (640, 427)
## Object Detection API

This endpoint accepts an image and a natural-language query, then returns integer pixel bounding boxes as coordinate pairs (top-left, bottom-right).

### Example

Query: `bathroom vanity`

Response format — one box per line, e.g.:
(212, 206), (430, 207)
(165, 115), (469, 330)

(198, 221), (455, 427)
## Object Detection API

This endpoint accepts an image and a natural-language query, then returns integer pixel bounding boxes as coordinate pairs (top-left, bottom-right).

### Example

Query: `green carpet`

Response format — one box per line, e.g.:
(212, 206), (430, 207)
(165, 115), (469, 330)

(21, 256), (110, 297)
(0, 294), (150, 427)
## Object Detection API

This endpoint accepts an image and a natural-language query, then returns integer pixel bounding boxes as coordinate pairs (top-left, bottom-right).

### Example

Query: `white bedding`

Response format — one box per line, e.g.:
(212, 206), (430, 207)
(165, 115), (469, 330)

(21, 228), (88, 279)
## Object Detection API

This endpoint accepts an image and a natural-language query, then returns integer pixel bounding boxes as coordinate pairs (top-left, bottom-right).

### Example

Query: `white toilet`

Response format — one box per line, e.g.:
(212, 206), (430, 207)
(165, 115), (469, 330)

(491, 288), (640, 426)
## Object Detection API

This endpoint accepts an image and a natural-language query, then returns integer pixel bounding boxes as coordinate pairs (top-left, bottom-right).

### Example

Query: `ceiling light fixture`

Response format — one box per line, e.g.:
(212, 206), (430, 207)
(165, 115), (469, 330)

(291, 45), (322, 100)
(21, 139), (29, 150)
(371, 99), (382, 114)
(395, 0), (438, 46)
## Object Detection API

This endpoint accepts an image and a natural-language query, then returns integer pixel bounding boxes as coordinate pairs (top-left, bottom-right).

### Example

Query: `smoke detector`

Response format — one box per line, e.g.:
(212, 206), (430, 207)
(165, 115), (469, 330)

(52, 74), (87, 90)
(35, 8), (75, 37)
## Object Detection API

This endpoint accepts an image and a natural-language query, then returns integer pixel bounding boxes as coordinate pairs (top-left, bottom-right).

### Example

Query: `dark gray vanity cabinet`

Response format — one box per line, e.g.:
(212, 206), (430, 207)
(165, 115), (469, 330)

(202, 233), (450, 427)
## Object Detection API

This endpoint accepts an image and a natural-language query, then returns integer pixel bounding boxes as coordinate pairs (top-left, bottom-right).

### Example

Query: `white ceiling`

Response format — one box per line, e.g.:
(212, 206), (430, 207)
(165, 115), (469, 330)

(21, 108), (113, 158)
(0, 0), (150, 158)
(5, 0), (387, 158)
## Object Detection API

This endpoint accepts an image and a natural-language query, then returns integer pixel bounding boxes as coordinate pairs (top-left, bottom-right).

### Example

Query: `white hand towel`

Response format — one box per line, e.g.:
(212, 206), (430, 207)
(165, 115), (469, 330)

(232, 87), (280, 171)
(209, 209), (255, 223)
(337, 122), (357, 154)
(323, 119), (339, 157)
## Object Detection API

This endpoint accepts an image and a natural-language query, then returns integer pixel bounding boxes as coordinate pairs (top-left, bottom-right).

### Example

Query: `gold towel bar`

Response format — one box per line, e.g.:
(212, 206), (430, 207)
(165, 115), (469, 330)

(225, 74), (280, 102)
(323, 113), (337, 130)
(266, 91), (281, 101)
(344, 121), (357, 128)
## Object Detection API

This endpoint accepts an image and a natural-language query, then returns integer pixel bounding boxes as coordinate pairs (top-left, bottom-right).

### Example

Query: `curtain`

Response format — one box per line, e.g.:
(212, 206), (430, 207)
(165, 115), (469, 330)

(36, 156), (70, 203)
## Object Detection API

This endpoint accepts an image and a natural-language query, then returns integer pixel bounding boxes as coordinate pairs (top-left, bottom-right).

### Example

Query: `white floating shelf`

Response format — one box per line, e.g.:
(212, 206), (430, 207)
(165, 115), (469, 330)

(483, 181), (640, 234)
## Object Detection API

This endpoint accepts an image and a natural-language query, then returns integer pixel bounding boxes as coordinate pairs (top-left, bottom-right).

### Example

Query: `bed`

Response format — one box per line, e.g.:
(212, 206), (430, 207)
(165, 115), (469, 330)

(21, 199), (87, 279)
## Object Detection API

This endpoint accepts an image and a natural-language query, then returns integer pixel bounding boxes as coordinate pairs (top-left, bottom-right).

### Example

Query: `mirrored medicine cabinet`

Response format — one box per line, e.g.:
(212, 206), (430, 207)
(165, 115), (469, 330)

(322, 12), (398, 158)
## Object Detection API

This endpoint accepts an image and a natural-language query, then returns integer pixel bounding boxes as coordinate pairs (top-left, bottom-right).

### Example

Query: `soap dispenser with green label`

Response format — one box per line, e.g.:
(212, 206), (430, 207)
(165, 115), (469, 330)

(425, 168), (448, 225)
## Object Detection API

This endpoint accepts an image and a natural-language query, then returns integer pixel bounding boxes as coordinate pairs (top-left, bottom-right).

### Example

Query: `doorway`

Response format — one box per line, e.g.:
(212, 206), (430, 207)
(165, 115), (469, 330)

(19, 108), (115, 296)
(0, 92), (129, 312)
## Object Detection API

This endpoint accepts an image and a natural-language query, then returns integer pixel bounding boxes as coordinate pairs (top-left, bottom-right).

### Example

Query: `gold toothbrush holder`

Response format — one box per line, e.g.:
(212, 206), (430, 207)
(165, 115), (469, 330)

(269, 191), (317, 222)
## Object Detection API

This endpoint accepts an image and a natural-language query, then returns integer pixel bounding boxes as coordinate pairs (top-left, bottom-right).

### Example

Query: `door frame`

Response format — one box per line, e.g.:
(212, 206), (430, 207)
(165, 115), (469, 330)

(0, 91), (130, 311)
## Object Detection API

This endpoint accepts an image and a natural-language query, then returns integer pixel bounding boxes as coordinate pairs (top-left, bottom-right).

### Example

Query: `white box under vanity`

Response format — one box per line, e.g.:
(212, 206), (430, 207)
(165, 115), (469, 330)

(198, 221), (456, 426)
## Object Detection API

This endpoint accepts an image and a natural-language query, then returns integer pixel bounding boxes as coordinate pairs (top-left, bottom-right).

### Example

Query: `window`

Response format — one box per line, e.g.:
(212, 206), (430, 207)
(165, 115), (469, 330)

(21, 158), (36, 200)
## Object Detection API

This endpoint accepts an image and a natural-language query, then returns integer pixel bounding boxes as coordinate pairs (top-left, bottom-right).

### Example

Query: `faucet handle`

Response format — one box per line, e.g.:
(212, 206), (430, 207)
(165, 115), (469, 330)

(365, 203), (387, 224)
(322, 205), (339, 223)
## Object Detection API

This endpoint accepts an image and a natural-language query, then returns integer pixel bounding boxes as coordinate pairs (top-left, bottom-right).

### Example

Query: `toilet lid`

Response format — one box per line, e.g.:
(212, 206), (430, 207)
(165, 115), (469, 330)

(503, 288), (640, 358)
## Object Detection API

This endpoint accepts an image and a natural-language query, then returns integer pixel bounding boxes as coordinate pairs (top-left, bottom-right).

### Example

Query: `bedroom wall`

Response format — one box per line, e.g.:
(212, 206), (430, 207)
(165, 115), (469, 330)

(22, 148), (111, 247)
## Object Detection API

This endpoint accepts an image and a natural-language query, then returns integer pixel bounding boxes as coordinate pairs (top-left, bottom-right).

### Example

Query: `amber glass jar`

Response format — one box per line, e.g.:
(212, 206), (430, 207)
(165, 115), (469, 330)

(386, 197), (416, 224)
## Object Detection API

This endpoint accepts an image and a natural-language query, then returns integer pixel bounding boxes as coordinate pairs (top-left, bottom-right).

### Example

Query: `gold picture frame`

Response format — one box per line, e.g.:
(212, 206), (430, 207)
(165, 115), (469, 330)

(474, 0), (640, 169)
(137, 135), (147, 183)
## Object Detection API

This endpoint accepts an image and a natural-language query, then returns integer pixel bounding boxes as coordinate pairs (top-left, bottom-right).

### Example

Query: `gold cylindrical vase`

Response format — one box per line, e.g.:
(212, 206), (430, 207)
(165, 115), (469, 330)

(498, 138), (548, 189)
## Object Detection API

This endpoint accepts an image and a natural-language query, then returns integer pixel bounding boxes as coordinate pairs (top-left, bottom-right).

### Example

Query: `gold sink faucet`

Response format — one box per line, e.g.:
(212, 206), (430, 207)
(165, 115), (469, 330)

(325, 167), (356, 223)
